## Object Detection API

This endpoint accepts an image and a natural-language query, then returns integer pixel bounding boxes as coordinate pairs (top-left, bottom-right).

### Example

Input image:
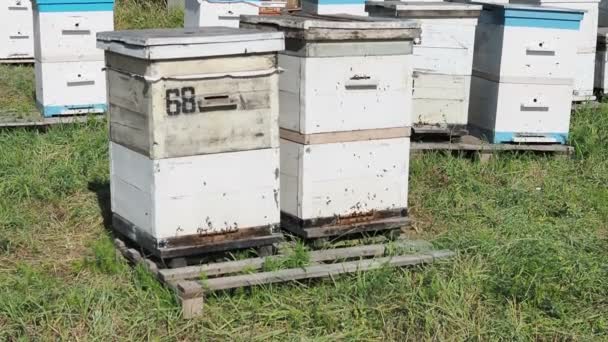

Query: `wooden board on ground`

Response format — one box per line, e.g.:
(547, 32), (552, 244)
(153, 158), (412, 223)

(411, 135), (574, 160)
(0, 59), (35, 65)
(113, 236), (454, 319)
(0, 112), (104, 128)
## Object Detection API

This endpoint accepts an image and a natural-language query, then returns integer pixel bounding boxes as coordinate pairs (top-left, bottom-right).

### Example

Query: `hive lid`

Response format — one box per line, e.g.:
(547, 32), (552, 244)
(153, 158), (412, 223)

(239, 13), (420, 40)
(458, 1), (586, 29)
(97, 27), (285, 60)
(366, 1), (482, 18)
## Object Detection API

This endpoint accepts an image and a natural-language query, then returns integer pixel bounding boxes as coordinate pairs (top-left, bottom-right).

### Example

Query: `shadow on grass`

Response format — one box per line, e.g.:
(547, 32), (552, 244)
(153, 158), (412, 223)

(88, 180), (112, 232)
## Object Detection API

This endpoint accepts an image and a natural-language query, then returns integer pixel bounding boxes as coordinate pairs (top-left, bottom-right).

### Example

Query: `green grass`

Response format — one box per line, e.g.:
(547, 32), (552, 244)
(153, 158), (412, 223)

(1, 2), (608, 340)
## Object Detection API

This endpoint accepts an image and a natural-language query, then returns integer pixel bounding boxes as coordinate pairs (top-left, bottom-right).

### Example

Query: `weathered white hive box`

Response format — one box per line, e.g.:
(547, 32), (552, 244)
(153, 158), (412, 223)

(185, 0), (286, 28)
(0, 0), (34, 61)
(366, 1), (482, 135)
(594, 27), (608, 92)
(241, 14), (419, 238)
(511, 0), (599, 101)
(32, 0), (114, 117)
(469, 3), (583, 144)
(97, 27), (285, 258)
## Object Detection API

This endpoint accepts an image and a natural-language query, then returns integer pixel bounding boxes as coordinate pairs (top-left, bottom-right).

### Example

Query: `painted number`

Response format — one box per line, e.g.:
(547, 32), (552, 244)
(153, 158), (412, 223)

(165, 87), (196, 116)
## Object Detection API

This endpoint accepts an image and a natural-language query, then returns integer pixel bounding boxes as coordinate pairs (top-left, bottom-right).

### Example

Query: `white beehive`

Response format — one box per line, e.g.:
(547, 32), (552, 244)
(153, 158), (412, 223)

(0, 0), (34, 61)
(184, 0), (286, 28)
(469, 3), (583, 144)
(366, 1), (482, 134)
(511, 0), (600, 101)
(595, 27), (608, 93)
(32, 0), (114, 117)
(241, 14), (419, 238)
(97, 27), (285, 258)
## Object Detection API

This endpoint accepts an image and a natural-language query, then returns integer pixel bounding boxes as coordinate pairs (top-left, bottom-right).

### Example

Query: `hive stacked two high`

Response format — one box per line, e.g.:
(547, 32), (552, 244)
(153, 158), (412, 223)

(32, 0), (114, 117)
(511, 0), (600, 101)
(468, 3), (584, 144)
(366, 1), (482, 135)
(241, 14), (420, 238)
(97, 28), (285, 259)
(0, 0), (34, 62)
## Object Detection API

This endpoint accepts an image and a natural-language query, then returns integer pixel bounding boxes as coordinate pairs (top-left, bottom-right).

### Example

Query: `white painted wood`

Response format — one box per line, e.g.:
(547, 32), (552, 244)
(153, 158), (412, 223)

(301, 2), (368, 16)
(104, 51), (280, 159)
(280, 138), (409, 220)
(473, 21), (579, 81)
(278, 53), (413, 134)
(412, 73), (471, 126)
(469, 75), (573, 138)
(97, 27), (285, 60)
(184, 0), (285, 28)
(32, 10), (113, 62)
(35, 60), (107, 113)
(0, 0), (34, 60)
(368, 4), (479, 129)
(110, 142), (280, 240)
(510, 0), (598, 97)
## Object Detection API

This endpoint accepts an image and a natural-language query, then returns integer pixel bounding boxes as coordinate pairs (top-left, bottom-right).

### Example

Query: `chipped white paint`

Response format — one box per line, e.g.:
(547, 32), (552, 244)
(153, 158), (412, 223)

(511, 0), (600, 98)
(184, 0), (286, 28)
(110, 142), (280, 239)
(280, 138), (409, 220)
(0, 0), (34, 60)
(595, 28), (608, 93)
(278, 53), (413, 133)
(32, 10), (113, 62)
(367, 1), (481, 130)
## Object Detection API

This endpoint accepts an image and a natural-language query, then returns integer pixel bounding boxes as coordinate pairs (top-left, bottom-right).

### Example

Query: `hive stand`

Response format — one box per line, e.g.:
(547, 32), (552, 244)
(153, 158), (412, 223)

(113, 236), (455, 319)
(411, 135), (574, 162)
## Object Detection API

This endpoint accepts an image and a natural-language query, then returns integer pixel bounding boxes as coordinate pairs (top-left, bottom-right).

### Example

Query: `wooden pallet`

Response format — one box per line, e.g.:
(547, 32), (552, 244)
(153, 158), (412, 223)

(114, 237), (454, 319)
(411, 135), (573, 161)
(0, 112), (104, 128)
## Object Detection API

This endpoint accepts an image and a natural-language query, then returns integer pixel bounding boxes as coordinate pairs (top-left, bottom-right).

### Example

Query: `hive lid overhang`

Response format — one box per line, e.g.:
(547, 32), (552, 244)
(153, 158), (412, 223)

(97, 27), (285, 60)
(239, 13), (421, 40)
(366, 1), (483, 17)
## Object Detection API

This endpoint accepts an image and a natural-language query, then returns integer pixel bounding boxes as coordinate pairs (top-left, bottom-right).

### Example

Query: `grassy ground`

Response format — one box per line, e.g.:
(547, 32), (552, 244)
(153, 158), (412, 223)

(1, 1), (608, 340)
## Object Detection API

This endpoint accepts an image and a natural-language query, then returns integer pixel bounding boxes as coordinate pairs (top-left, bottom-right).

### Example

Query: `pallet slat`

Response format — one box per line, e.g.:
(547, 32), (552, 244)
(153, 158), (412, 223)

(158, 240), (434, 282)
(192, 250), (454, 292)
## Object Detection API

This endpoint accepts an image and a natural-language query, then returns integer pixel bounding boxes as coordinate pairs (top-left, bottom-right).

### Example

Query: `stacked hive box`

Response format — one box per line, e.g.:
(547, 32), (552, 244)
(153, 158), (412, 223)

(511, 0), (600, 101)
(184, 0), (286, 28)
(366, 1), (482, 135)
(97, 28), (285, 259)
(469, 3), (584, 144)
(595, 27), (608, 93)
(32, 0), (114, 117)
(1, 0), (34, 61)
(240, 14), (420, 238)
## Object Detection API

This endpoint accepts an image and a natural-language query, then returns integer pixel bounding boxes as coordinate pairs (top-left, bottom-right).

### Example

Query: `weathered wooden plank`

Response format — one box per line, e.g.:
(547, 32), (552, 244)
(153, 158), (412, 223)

(0, 114), (103, 128)
(158, 240), (433, 282)
(0, 58), (34, 64)
(410, 141), (574, 154)
(197, 251), (453, 292)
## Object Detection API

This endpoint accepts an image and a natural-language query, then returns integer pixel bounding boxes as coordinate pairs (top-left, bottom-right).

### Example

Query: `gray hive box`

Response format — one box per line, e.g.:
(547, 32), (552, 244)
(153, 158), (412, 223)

(97, 27), (285, 159)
